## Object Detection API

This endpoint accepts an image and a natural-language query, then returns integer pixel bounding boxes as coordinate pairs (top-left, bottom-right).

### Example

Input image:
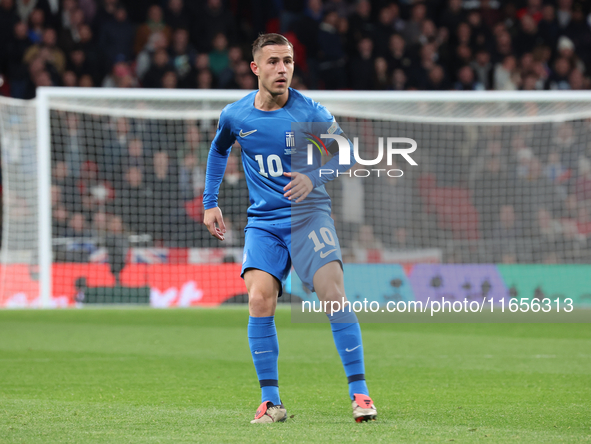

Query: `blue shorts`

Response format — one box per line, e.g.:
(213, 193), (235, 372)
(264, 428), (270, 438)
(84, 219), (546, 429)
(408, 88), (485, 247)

(241, 212), (343, 294)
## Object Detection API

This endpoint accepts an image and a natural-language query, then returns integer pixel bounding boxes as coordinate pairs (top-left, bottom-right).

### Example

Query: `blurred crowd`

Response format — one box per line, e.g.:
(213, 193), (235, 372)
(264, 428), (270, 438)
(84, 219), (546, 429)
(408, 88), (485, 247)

(2, 0), (591, 264)
(326, 118), (591, 264)
(49, 114), (233, 251)
(1, 0), (591, 96)
(46, 110), (591, 264)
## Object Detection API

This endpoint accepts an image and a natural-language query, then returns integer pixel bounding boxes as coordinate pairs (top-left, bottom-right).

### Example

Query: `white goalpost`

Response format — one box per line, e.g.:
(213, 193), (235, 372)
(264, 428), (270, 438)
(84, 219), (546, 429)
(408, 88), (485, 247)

(1, 88), (591, 308)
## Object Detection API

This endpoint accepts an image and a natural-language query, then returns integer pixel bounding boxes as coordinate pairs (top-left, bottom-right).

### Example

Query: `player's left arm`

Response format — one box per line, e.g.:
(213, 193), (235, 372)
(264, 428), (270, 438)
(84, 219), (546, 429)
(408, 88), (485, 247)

(310, 125), (356, 184)
(283, 139), (354, 202)
(283, 132), (354, 203)
(283, 108), (355, 202)
(282, 170), (313, 203)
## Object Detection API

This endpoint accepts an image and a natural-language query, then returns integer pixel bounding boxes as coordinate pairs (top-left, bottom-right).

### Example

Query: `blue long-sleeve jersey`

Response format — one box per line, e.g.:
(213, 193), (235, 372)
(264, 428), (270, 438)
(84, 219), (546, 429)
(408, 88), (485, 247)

(203, 88), (353, 222)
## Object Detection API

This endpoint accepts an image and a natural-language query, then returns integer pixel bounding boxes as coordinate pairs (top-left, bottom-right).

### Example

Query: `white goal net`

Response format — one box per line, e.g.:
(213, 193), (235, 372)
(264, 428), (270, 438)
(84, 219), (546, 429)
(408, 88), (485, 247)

(1, 89), (591, 308)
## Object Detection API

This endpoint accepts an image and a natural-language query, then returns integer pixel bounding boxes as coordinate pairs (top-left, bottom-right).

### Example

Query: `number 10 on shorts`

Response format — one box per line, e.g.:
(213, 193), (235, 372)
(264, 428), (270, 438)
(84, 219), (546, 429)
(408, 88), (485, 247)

(308, 228), (336, 253)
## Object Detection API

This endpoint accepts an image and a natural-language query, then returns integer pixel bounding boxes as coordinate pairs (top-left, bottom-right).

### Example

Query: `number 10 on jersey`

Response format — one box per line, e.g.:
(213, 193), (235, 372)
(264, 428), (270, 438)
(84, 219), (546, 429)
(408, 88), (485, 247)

(255, 154), (283, 177)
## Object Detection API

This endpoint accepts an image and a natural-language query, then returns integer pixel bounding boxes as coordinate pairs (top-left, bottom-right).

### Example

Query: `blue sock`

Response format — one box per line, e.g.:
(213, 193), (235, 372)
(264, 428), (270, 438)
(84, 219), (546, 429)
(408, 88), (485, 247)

(248, 316), (281, 405)
(328, 310), (369, 400)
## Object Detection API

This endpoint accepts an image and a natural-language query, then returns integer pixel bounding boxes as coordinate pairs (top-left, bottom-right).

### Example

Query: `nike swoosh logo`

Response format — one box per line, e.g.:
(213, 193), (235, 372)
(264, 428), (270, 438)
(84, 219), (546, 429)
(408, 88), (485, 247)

(319, 249), (337, 258)
(254, 350), (272, 354)
(239, 129), (257, 137)
(346, 345), (361, 352)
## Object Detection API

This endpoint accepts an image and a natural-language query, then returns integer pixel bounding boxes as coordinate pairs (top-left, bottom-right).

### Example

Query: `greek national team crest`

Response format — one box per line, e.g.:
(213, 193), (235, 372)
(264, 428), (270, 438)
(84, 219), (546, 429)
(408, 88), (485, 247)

(284, 131), (296, 155)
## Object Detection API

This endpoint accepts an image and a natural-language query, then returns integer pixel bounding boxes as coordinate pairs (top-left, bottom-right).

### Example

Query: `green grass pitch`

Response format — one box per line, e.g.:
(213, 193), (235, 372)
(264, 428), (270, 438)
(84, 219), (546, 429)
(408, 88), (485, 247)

(0, 307), (590, 443)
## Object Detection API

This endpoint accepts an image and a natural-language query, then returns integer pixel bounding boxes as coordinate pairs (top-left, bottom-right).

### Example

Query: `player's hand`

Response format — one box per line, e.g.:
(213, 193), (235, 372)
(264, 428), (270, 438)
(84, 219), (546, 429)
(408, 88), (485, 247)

(203, 207), (227, 241)
(283, 172), (313, 203)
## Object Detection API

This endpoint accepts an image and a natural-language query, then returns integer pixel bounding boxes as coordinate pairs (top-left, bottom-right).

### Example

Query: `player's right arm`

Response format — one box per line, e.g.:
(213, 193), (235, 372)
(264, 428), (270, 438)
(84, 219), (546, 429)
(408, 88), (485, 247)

(204, 207), (226, 241)
(203, 107), (236, 241)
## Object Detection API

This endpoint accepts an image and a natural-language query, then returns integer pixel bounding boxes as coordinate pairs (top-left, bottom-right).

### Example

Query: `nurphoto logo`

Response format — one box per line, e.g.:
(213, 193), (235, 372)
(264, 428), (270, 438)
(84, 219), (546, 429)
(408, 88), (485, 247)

(306, 134), (418, 178)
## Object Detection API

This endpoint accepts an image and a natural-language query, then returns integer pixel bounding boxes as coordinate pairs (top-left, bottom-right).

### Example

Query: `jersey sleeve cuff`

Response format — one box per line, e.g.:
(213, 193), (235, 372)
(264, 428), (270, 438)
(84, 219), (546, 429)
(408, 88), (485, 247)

(203, 200), (218, 210)
(305, 171), (323, 188)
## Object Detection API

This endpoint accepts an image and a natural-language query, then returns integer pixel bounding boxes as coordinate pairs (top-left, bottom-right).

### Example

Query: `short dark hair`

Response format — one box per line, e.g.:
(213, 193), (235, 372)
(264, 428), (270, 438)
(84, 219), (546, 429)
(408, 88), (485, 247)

(252, 33), (293, 59)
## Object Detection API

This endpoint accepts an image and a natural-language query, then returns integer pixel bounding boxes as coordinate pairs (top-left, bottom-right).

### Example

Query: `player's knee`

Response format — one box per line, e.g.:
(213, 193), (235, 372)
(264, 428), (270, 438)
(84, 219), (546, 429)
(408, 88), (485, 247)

(249, 288), (277, 303)
(248, 289), (277, 315)
(318, 281), (346, 303)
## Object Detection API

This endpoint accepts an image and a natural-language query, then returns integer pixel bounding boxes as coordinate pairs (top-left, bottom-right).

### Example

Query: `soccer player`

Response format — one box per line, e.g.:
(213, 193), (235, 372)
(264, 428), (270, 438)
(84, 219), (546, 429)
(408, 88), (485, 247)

(203, 33), (377, 424)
